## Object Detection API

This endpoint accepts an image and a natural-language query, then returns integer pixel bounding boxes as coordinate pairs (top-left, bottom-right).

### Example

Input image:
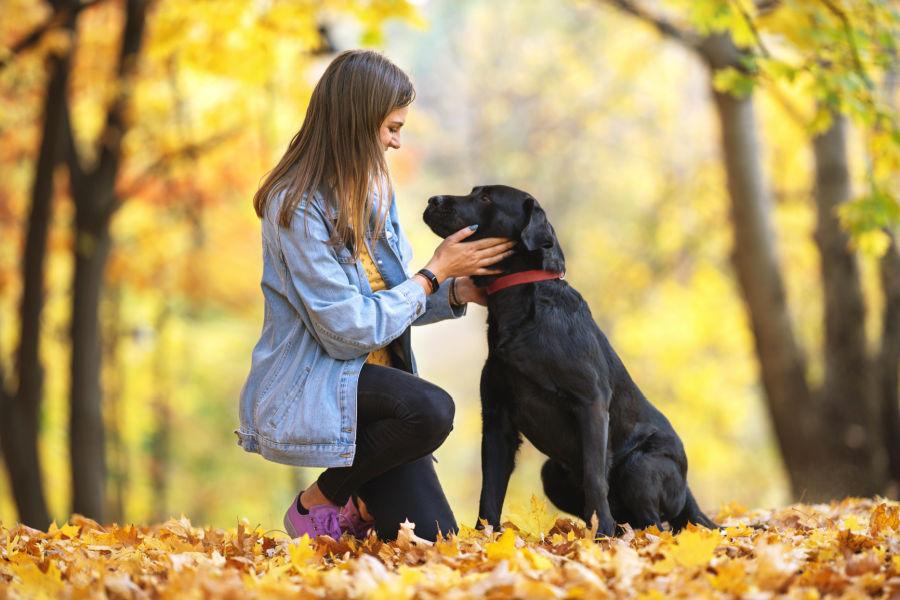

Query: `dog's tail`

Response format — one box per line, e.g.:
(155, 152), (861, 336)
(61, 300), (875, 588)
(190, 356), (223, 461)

(669, 487), (717, 532)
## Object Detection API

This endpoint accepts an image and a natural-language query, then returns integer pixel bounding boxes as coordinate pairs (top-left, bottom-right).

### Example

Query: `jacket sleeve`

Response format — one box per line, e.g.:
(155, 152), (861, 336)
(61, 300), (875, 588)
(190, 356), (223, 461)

(413, 277), (467, 326)
(277, 198), (428, 361)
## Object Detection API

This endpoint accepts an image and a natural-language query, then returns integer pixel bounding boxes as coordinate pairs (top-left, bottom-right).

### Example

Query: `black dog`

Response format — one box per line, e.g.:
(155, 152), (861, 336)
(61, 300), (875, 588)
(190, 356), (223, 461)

(423, 185), (716, 536)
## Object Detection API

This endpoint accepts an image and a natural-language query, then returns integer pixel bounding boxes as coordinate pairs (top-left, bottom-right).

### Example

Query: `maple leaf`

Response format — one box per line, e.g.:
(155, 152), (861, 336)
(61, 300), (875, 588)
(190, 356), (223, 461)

(653, 528), (721, 573)
(485, 528), (519, 561)
(869, 502), (900, 537)
(113, 525), (142, 546)
(46, 521), (80, 540)
(708, 559), (751, 595)
(12, 560), (65, 599)
(287, 534), (318, 571)
(435, 536), (459, 557)
(521, 547), (554, 571)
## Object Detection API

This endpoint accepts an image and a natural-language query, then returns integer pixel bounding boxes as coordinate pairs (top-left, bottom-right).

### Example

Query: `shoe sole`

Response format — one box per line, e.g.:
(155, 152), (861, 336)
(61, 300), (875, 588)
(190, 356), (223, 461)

(284, 507), (299, 538)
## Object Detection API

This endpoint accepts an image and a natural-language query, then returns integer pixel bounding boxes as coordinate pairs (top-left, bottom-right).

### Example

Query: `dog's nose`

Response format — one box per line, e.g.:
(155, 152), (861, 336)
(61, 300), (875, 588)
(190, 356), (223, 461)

(428, 196), (444, 207)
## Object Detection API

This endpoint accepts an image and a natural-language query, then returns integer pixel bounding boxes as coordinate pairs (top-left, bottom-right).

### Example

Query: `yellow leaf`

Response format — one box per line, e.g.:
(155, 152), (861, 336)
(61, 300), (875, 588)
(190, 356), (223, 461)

(435, 537), (459, 557)
(46, 521), (79, 540)
(4, 534), (19, 558)
(841, 515), (864, 532)
(485, 528), (518, 561)
(456, 524), (482, 540)
(869, 503), (900, 537)
(503, 495), (559, 539)
(521, 547), (554, 570)
(654, 528), (720, 572)
(724, 523), (753, 538)
(708, 559), (750, 595)
(13, 561), (65, 600)
(288, 534), (318, 570)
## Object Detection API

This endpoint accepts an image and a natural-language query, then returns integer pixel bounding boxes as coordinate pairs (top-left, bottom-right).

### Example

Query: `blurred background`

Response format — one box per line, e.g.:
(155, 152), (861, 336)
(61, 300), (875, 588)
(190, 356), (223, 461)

(1, 0), (898, 532)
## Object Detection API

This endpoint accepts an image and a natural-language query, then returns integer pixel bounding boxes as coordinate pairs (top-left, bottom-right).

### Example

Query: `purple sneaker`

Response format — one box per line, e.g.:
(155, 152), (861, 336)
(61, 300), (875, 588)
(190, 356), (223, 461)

(339, 497), (374, 539)
(283, 496), (342, 539)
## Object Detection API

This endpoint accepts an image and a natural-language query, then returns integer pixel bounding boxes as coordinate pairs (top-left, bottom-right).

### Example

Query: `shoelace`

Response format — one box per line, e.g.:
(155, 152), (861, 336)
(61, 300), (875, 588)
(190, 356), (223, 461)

(338, 506), (371, 537)
(313, 508), (341, 537)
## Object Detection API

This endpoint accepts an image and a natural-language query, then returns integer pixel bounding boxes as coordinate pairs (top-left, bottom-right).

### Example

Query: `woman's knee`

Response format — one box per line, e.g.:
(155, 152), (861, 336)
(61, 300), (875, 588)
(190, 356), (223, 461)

(411, 386), (455, 440)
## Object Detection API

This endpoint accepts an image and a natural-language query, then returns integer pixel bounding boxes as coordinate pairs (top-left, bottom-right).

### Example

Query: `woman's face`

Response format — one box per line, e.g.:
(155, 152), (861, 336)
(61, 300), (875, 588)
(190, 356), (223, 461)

(379, 106), (408, 152)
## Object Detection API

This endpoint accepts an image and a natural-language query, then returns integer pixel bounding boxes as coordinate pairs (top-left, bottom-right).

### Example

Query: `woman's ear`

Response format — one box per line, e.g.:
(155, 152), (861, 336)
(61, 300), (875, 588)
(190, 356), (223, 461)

(520, 196), (554, 251)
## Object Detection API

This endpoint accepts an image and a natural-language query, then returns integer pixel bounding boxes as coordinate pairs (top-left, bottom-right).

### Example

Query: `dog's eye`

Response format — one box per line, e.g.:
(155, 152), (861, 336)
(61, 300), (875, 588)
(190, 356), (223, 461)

(480, 195), (491, 203)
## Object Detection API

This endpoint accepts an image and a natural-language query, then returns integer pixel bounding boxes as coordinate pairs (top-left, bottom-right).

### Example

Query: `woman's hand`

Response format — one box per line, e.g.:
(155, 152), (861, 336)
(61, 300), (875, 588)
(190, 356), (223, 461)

(453, 276), (489, 306)
(425, 226), (515, 282)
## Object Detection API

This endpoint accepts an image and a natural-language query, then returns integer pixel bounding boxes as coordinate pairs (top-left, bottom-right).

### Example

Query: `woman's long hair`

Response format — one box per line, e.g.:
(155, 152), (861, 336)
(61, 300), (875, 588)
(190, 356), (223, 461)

(253, 50), (415, 256)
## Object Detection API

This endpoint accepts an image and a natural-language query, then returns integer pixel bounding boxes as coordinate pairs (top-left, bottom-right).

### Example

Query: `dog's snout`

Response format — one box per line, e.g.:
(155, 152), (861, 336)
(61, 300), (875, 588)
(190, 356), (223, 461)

(428, 195), (445, 208)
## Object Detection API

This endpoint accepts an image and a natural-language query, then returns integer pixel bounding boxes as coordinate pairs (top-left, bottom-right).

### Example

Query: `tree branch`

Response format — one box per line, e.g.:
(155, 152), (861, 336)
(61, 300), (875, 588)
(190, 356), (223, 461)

(819, 0), (874, 90)
(62, 98), (87, 201)
(729, 0), (771, 58)
(114, 127), (242, 201)
(0, 0), (104, 71)
(600, 0), (701, 50)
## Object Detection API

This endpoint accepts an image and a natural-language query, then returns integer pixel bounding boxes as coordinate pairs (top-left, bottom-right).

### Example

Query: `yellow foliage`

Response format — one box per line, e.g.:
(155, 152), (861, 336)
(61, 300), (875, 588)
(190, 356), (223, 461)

(0, 499), (897, 597)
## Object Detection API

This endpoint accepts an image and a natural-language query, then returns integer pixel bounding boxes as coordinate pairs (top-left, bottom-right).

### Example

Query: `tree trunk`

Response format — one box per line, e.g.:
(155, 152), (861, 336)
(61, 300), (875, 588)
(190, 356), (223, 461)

(881, 236), (900, 488)
(102, 282), (127, 523)
(811, 112), (882, 494)
(600, 1), (892, 501)
(70, 212), (113, 520)
(699, 33), (825, 498)
(0, 2), (76, 529)
(148, 305), (171, 523)
(65, 0), (149, 521)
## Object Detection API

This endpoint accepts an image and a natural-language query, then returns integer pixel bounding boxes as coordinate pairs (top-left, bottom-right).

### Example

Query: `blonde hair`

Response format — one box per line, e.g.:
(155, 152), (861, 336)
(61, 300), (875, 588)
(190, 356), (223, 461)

(253, 50), (415, 256)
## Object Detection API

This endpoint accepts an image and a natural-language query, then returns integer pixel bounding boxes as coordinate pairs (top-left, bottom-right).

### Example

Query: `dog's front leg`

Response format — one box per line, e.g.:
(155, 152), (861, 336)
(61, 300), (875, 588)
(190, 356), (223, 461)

(577, 388), (616, 537)
(477, 357), (520, 529)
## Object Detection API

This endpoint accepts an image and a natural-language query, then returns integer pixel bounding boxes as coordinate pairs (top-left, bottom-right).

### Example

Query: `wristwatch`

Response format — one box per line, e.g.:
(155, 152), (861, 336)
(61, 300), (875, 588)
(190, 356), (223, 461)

(416, 268), (440, 293)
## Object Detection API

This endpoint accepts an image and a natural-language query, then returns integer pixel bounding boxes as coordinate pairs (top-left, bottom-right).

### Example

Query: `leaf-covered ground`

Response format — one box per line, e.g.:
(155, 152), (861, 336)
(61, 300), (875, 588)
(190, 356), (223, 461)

(2, 497), (900, 599)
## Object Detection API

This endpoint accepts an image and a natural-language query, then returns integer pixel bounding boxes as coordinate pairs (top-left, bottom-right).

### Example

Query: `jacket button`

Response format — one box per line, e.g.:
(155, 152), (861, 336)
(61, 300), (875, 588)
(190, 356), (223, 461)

(339, 453), (352, 458)
(343, 428), (352, 433)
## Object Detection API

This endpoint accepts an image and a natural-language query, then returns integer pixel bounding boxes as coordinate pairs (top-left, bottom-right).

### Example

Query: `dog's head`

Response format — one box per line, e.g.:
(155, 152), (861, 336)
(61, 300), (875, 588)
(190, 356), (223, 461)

(423, 185), (565, 276)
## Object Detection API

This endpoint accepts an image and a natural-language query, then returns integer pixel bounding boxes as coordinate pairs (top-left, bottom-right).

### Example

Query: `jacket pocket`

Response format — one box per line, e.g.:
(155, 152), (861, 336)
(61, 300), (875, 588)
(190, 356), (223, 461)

(257, 364), (312, 431)
(257, 324), (299, 401)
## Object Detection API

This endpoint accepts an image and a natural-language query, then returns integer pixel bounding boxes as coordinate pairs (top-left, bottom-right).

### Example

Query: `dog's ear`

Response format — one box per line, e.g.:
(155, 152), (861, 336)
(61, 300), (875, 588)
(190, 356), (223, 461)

(521, 196), (566, 272)
(521, 196), (554, 251)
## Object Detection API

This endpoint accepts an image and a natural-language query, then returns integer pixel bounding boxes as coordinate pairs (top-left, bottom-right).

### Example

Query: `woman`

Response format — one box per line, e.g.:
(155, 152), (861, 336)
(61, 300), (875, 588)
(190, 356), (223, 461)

(235, 50), (514, 541)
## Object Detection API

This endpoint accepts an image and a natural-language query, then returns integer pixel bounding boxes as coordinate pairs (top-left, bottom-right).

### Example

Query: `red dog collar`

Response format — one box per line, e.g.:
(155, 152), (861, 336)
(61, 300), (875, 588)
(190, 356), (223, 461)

(486, 270), (564, 295)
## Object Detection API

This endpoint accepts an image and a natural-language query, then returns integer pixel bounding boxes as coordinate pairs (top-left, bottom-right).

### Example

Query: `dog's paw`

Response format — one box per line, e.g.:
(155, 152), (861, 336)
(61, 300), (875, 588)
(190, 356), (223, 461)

(587, 511), (617, 539)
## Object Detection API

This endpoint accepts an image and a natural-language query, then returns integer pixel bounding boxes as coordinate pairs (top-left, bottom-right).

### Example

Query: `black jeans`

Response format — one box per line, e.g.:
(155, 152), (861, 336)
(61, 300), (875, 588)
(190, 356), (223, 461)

(316, 363), (459, 541)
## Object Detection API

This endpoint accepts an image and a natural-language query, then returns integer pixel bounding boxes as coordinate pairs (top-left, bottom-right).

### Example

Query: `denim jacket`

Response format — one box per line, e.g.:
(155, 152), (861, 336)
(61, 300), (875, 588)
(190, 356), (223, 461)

(235, 185), (465, 467)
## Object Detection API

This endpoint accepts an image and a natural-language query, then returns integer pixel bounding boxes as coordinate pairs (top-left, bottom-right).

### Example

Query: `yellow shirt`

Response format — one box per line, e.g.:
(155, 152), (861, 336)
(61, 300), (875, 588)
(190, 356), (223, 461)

(359, 243), (393, 367)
